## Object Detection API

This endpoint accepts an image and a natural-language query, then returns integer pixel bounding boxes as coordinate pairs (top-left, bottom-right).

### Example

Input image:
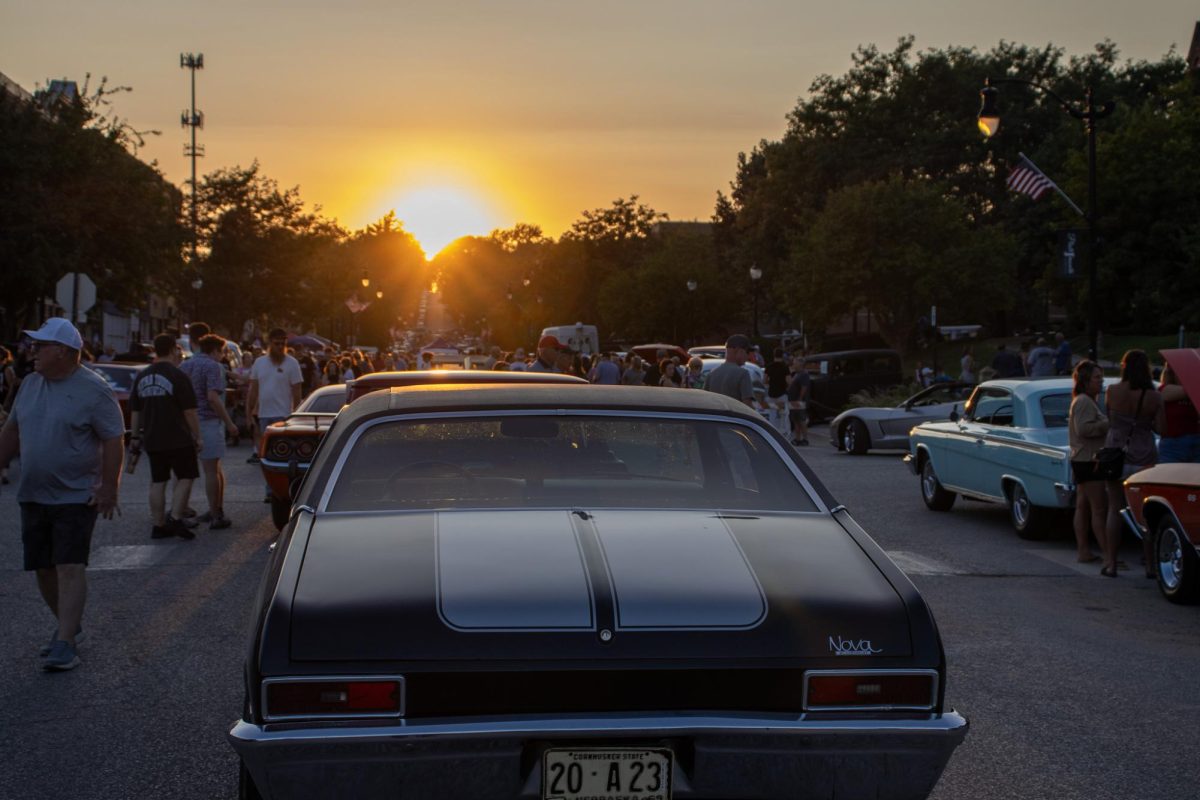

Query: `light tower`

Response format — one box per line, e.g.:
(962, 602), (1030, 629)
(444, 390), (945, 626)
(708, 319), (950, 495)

(180, 53), (205, 301)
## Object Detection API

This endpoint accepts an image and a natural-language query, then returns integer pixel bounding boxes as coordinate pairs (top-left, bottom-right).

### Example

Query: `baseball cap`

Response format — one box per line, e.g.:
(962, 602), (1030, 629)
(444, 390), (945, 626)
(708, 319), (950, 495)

(25, 317), (83, 350)
(538, 334), (573, 352)
(725, 333), (752, 351)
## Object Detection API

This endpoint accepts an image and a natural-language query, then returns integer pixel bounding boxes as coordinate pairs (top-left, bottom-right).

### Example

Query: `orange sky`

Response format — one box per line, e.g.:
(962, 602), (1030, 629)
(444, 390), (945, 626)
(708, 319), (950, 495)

(3, 1), (1193, 255)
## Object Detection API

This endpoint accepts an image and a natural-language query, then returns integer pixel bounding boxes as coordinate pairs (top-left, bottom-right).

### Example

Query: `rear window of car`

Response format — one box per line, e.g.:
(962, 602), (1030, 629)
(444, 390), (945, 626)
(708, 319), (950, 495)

(1039, 393), (1072, 427)
(302, 390), (346, 413)
(92, 366), (136, 391)
(325, 414), (816, 513)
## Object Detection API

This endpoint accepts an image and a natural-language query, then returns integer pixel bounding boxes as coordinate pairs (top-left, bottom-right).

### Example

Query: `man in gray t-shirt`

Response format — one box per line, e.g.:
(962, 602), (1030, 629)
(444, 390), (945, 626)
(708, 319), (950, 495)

(0, 318), (125, 671)
(705, 334), (755, 406)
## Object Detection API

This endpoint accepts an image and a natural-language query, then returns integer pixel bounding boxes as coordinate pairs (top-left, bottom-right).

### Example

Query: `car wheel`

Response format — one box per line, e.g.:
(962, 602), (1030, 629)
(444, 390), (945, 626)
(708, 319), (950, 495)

(270, 496), (291, 531)
(1008, 483), (1050, 540)
(920, 459), (955, 511)
(1154, 516), (1200, 604)
(239, 760), (264, 800)
(843, 419), (870, 455)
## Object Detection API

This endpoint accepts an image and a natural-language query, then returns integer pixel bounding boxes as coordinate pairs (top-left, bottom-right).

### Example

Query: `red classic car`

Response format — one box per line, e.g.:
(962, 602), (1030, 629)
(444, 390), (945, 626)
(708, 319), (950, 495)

(1122, 463), (1200, 603)
(88, 361), (149, 434)
(259, 370), (587, 529)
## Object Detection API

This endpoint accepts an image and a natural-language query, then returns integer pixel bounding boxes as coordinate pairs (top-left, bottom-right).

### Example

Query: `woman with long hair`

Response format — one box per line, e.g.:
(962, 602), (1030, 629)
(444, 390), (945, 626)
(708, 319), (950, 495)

(1068, 360), (1108, 566)
(1102, 350), (1165, 577)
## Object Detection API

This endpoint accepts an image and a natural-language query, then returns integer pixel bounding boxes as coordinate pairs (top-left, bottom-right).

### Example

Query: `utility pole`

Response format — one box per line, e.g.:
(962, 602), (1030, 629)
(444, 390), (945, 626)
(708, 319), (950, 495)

(180, 53), (205, 324)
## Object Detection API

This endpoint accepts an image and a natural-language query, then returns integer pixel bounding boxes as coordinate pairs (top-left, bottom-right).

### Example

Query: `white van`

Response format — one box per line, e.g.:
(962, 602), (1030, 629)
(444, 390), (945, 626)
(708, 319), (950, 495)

(540, 323), (599, 355)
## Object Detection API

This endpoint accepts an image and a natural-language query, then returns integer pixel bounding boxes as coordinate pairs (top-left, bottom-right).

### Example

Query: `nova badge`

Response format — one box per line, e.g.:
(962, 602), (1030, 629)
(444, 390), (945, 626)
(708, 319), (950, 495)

(829, 636), (883, 656)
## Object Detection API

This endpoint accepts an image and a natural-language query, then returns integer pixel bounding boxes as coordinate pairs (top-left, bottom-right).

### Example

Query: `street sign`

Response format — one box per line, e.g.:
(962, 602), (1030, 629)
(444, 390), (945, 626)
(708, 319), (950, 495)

(55, 272), (97, 322)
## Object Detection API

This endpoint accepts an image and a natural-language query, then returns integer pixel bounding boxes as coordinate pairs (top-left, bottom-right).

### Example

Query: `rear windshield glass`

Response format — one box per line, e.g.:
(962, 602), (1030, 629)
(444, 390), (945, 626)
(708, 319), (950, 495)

(303, 391), (346, 413)
(1040, 393), (1072, 428)
(326, 415), (816, 513)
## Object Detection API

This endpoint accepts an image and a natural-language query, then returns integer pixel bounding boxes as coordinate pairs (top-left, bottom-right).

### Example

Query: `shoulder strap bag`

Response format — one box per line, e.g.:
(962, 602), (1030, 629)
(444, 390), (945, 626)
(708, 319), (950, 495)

(1094, 389), (1145, 480)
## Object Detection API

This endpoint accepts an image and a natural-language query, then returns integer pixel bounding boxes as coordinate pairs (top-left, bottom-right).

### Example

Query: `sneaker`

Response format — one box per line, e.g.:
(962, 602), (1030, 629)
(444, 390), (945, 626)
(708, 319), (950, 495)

(209, 515), (232, 530)
(798, 439), (810, 446)
(182, 507), (198, 519)
(197, 511), (213, 523)
(178, 516), (199, 529)
(166, 516), (196, 540)
(40, 627), (85, 657)
(43, 640), (80, 671)
(247, 454), (261, 464)
(151, 524), (172, 539)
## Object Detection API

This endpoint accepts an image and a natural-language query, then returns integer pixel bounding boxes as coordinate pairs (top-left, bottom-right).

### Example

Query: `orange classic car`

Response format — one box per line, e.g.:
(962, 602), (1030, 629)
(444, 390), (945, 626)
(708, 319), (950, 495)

(1122, 462), (1200, 604)
(259, 370), (587, 528)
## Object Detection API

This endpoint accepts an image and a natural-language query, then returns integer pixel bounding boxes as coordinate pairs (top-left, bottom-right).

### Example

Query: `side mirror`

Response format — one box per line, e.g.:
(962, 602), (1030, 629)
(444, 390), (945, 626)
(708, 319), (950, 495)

(903, 400), (914, 412)
(949, 405), (960, 423)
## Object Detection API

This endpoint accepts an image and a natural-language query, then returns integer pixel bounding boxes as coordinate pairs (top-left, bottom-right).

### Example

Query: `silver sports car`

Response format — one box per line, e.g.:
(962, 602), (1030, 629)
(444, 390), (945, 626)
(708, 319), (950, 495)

(829, 382), (972, 455)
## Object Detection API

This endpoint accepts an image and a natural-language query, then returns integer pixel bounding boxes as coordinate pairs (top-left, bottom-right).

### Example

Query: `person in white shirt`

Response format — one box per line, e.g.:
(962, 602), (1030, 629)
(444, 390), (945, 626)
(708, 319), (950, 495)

(246, 328), (303, 499)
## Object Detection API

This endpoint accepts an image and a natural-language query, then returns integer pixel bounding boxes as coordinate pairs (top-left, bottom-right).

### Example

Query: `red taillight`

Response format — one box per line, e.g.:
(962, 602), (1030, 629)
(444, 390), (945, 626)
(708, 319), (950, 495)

(804, 671), (935, 710)
(264, 678), (404, 720)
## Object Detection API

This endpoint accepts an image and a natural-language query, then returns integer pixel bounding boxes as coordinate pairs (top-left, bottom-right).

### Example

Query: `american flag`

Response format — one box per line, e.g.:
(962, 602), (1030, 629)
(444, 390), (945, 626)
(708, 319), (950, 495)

(1006, 154), (1055, 200)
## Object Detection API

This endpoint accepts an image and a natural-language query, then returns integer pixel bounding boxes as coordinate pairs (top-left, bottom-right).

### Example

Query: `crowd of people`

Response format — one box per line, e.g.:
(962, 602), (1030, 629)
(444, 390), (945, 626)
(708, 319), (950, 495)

(1067, 349), (1199, 579)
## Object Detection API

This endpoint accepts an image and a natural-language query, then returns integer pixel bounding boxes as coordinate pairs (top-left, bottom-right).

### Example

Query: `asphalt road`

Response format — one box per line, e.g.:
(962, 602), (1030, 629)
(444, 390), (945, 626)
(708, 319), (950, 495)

(1, 429), (1197, 800)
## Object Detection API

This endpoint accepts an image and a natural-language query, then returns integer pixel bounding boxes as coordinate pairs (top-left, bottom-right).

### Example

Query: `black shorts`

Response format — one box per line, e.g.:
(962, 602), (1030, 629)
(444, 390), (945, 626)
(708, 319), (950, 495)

(148, 447), (200, 483)
(789, 408), (809, 425)
(21, 502), (98, 570)
(1071, 460), (1102, 484)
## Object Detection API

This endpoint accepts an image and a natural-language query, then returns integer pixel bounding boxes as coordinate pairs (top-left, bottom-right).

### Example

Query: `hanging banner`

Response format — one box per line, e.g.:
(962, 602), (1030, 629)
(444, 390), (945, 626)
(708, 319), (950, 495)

(1056, 229), (1088, 279)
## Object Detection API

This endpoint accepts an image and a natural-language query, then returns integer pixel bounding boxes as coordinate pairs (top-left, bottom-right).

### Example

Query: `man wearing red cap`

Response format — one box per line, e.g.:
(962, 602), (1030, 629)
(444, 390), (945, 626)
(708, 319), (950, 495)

(529, 334), (571, 373)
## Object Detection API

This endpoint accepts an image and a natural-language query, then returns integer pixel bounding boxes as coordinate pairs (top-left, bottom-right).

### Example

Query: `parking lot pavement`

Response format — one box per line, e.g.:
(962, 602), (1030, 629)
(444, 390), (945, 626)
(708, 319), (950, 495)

(0, 441), (275, 800)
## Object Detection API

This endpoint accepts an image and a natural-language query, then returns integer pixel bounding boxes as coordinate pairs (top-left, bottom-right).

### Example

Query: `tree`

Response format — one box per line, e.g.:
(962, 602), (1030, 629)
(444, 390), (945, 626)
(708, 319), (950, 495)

(784, 178), (1014, 354)
(195, 163), (346, 336)
(0, 78), (184, 338)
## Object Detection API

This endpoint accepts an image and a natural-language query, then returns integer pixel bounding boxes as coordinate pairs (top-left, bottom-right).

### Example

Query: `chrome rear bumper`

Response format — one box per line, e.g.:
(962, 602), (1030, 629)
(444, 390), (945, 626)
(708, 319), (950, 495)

(231, 710), (968, 800)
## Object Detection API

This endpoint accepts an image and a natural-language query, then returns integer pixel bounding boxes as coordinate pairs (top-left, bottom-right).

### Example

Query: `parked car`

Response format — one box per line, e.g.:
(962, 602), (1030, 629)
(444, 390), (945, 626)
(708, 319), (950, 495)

(905, 378), (1113, 539)
(830, 382), (972, 454)
(1122, 462), (1200, 604)
(231, 384), (967, 800)
(630, 343), (691, 364)
(801, 349), (904, 421)
(259, 371), (587, 529)
(88, 361), (148, 434)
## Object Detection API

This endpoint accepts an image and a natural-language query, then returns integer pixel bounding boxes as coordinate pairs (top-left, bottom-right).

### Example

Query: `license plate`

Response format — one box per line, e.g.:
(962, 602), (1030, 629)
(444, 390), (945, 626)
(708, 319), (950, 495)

(542, 748), (672, 800)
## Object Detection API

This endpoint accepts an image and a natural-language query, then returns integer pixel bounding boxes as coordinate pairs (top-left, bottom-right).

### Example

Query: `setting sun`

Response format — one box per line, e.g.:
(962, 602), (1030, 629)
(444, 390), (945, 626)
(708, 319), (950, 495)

(390, 185), (502, 258)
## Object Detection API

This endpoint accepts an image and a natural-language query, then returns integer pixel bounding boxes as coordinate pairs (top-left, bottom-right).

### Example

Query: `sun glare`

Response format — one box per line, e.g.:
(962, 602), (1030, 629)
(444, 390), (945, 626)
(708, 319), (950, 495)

(391, 185), (499, 258)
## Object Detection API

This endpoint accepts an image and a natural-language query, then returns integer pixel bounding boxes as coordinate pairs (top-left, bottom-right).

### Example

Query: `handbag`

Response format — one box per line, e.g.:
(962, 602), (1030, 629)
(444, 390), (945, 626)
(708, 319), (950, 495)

(1093, 389), (1145, 480)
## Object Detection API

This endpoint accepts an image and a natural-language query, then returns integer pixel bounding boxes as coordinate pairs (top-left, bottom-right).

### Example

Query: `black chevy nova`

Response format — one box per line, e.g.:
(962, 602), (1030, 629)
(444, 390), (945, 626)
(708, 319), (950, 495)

(231, 385), (967, 800)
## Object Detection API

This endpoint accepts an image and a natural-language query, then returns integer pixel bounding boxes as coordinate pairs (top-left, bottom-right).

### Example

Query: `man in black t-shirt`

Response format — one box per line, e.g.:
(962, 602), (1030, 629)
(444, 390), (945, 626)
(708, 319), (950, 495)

(764, 348), (791, 436)
(786, 356), (812, 446)
(129, 333), (200, 540)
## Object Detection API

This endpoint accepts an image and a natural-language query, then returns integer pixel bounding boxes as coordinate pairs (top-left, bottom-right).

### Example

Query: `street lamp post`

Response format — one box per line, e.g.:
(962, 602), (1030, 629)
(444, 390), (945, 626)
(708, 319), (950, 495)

(978, 77), (1114, 362)
(190, 277), (203, 323)
(748, 265), (763, 338)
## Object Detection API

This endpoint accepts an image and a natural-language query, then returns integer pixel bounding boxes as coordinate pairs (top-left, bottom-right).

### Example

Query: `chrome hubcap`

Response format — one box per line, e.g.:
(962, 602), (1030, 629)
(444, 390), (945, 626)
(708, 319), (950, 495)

(1158, 526), (1184, 590)
(1012, 489), (1029, 527)
(844, 426), (855, 451)
(922, 466), (936, 499)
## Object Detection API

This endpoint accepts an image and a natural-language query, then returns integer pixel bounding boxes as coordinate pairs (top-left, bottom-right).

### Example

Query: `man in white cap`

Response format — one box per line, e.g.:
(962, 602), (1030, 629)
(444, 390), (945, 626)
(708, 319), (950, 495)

(0, 317), (125, 671)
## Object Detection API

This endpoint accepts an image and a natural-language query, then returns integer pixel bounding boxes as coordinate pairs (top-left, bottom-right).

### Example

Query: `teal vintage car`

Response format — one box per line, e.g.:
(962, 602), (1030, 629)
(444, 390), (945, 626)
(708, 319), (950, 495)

(904, 378), (1113, 539)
